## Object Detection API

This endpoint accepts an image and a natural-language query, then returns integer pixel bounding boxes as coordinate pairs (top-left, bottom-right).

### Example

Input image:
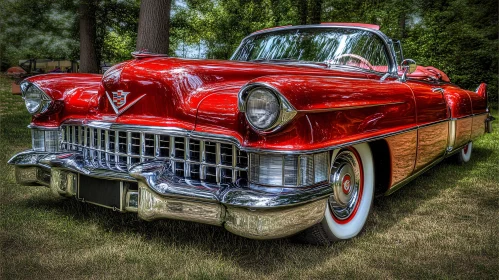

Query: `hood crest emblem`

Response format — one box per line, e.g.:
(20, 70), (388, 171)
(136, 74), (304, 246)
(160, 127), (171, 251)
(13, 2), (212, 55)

(105, 90), (146, 116)
(111, 90), (130, 108)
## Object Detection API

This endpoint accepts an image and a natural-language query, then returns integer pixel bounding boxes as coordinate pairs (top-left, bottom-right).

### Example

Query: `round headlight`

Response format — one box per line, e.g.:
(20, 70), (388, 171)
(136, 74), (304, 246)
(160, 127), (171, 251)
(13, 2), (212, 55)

(245, 88), (280, 130)
(22, 83), (52, 115)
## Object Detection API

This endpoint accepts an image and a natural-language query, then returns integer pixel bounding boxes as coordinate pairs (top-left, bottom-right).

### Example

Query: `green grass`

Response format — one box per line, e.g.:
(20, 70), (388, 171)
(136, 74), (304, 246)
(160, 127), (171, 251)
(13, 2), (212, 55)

(1, 74), (498, 279)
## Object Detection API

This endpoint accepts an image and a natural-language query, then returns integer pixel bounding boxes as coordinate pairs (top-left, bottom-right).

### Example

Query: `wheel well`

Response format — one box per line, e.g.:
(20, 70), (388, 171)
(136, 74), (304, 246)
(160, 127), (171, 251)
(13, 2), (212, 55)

(369, 140), (391, 195)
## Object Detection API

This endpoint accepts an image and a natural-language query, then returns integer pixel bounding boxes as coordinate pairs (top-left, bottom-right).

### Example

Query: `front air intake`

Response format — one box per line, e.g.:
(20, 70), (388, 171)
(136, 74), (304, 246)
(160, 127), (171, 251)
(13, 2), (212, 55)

(60, 124), (248, 185)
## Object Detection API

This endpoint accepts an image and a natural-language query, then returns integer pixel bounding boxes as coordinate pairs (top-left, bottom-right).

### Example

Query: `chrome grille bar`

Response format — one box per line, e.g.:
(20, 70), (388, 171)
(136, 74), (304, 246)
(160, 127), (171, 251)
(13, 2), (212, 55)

(154, 134), (160, 157)
(71, 126), (76, 150)
(60, 124), (248, 185)
(200, 140), (206, 180)
(215, 142), (221, 183)
(184, 137), (190, 178)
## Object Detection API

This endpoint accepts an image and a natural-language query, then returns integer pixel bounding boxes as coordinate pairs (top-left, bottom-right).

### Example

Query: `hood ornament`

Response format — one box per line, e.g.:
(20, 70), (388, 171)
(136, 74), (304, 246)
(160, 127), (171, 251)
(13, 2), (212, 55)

(106, 90), (146, 116)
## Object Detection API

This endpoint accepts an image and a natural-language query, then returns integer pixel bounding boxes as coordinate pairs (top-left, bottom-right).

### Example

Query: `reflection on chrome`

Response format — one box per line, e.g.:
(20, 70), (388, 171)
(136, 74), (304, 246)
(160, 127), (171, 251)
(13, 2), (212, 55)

(8, 149), (332, 239)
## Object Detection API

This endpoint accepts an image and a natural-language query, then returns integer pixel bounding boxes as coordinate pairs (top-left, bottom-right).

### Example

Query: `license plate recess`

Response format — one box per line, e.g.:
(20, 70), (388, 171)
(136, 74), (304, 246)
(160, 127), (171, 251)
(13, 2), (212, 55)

(78, 175), (124, 211)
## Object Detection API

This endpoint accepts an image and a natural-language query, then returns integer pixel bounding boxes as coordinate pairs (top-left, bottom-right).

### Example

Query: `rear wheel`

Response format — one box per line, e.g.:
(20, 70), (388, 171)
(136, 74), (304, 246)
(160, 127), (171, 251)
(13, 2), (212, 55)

(457, 142), (472, 164)
(295, 143), (374, 245)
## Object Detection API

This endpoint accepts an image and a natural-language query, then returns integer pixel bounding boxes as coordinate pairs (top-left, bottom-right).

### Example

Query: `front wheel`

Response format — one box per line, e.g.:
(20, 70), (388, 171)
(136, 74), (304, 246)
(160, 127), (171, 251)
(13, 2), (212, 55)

(295, 143), (374, 245)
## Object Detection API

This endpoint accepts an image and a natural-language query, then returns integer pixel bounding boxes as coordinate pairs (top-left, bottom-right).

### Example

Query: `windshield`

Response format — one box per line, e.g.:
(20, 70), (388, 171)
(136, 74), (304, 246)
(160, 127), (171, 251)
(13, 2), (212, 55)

(232, 27), (390, 73)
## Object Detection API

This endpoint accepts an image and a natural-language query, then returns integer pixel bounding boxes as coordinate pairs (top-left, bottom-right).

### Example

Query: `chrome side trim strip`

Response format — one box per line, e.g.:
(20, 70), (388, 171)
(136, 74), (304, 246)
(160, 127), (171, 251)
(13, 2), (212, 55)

(245, 119), (450, 154)
(297, 101), (407, 113)
(450, 112), (489, 121)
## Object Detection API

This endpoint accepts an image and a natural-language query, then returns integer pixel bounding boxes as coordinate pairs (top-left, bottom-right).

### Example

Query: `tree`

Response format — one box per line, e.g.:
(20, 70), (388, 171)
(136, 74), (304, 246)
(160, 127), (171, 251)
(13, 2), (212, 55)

(79, 0), (99, 73)
(298, 0), (308, 25)
(0, 0), (78, 68)
(136, 0), (172, 54)
(99, 0), (140, 63)
(309, 0), (323, 24)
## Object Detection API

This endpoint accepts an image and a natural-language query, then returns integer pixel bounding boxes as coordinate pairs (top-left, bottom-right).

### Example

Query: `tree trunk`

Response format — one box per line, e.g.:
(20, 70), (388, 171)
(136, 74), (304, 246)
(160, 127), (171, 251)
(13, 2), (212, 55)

(298, 0), (308, 25)
(399, 12), (406, 39)
(79, 0), (99, 73)
(136, 0), (172, 54)
(309, 0), (323, 24)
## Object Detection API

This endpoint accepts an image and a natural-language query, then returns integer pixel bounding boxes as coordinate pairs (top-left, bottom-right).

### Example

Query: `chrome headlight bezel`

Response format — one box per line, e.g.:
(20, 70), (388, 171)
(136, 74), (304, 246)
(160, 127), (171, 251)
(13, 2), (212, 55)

(238, 83), (297, 133)
(20, 81), (53, 115)
(245, 88), (281, 130)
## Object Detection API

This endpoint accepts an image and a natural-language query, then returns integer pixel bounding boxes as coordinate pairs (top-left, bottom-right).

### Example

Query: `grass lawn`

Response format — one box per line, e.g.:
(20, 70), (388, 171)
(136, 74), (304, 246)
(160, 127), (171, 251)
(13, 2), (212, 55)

(0, 74), (498, 279)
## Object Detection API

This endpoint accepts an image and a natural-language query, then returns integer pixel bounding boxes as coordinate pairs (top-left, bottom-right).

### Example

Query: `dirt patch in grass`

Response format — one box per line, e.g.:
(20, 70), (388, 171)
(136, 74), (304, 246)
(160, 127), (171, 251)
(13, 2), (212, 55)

(1, 74), (498, 279)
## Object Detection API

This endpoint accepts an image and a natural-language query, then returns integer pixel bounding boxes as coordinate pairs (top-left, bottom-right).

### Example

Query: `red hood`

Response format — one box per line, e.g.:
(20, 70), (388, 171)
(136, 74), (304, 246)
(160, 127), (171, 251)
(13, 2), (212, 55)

(29, 58), (416, 151)
(97, 57), (368, 131)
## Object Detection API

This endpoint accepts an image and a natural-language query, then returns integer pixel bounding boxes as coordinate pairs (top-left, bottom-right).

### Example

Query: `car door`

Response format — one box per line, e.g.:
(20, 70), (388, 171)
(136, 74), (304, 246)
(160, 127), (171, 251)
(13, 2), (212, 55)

(406, 80), (450, 171)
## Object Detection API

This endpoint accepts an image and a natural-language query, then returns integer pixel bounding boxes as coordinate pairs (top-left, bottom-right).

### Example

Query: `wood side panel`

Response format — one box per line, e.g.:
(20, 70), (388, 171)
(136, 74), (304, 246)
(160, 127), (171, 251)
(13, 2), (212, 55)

(415, 122), (449, 171)
(386, 131), (417, 187)
(471, 114), (487, 140)
(454, 118), (472, 148)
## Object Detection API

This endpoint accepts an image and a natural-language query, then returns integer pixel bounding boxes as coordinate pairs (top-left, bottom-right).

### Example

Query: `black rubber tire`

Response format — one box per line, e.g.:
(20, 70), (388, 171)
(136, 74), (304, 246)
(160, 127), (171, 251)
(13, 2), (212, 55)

(292, 219), (338, 245)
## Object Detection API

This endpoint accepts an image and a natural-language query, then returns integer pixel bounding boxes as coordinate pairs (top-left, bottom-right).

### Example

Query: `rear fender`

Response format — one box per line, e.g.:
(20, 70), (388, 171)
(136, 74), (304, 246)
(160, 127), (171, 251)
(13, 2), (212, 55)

(475, 83), (487, 101)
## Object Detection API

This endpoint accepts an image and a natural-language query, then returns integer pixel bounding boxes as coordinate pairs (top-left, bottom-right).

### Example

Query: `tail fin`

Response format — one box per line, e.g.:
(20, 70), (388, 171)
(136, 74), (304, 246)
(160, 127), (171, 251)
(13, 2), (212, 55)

(475, 83), (487, 100)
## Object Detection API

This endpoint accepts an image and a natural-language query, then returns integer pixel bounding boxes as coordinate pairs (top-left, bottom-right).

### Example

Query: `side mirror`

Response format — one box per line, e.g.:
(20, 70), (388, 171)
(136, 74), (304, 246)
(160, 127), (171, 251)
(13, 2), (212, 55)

(400, 59), (417, 81)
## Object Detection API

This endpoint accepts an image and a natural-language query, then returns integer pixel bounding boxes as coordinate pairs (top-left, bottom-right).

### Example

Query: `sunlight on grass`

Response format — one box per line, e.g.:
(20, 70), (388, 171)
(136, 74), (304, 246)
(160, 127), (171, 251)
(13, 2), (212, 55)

(1, 74), (497, 279)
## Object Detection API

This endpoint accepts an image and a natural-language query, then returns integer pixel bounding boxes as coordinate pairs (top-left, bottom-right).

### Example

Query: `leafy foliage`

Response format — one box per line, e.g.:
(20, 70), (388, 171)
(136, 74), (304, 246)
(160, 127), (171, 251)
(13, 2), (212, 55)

(0, 0), (78, 66)
(0, 0), (497, 102)
(403, 0), (498, 101)
(98, 0), (140, 63)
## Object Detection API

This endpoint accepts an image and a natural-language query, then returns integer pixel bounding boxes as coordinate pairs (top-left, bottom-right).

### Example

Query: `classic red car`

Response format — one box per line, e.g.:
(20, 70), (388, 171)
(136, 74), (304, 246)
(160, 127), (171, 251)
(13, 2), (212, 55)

(9, 23), (493, 244)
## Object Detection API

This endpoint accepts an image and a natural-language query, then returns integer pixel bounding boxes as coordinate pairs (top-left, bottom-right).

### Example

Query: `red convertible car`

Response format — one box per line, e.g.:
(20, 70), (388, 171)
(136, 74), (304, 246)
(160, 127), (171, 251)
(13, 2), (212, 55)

(9, 23), (493, 244)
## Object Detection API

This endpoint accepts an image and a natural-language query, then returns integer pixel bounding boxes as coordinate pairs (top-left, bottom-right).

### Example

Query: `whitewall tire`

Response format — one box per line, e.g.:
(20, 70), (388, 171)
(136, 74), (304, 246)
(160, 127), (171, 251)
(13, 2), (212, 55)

(294, 143), (374, 244)
(457, 142), (472, 163)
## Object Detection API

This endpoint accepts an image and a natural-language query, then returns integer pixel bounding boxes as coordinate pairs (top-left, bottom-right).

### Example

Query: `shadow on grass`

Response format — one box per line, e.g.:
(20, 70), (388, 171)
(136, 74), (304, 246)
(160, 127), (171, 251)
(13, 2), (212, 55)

(16, 144), (496, 275)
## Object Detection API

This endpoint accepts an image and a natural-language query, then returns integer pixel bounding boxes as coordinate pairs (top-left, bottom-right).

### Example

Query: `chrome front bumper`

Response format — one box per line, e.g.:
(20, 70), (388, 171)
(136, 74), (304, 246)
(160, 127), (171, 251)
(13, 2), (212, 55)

(9, 150), (330, 239)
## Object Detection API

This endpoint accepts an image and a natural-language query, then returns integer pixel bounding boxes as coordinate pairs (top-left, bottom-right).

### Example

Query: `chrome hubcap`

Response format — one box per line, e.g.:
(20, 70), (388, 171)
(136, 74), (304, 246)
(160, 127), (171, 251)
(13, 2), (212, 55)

(329, 150), (362, 221)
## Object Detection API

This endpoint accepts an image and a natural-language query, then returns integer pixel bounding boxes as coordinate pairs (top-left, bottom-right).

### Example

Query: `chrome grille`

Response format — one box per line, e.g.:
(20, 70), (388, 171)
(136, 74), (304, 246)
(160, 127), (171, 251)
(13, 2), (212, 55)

(60, 124), (248, 184)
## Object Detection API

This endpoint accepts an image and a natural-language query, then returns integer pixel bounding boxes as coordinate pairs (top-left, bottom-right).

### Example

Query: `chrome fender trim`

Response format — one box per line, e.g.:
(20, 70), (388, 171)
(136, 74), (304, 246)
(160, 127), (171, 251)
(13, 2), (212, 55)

(129, 160), (332, 209)
(224, 198), (327, 240)
(9, 150), (335, 239)
(8, 150), (52, 169)
(9, 151), (332, 209)
(136, 183), (327, 239)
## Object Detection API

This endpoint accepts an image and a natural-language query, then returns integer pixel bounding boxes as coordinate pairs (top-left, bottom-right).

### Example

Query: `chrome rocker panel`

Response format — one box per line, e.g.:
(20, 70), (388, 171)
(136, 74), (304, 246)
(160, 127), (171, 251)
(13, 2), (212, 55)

(8, 150), (329, 239)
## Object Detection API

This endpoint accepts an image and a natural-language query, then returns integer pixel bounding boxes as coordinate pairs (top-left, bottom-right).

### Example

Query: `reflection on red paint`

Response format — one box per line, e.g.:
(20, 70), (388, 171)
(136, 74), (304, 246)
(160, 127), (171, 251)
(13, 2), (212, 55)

(24, 56), (487, 152)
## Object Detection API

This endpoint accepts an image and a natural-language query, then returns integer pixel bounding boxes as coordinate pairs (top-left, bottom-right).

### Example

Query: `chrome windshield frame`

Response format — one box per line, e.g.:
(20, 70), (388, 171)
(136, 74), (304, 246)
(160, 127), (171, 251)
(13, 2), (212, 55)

(230, 24), (399, 76)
